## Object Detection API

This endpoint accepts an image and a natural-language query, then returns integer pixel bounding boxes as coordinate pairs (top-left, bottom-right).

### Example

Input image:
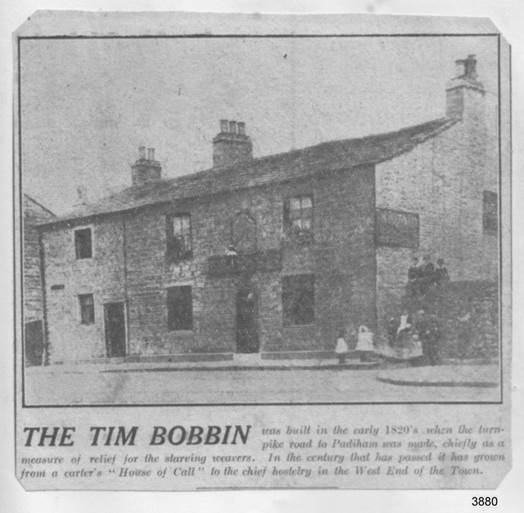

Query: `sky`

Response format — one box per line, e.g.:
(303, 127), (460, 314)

(20, 36), (498, 214)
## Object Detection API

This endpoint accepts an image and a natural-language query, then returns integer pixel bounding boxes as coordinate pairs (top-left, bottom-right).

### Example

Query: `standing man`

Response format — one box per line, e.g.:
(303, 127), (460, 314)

(421, 255), (435, 294)
(434, 258), (450, 285)
(415, 309), (441, 365)
(407, 256), (421, 297)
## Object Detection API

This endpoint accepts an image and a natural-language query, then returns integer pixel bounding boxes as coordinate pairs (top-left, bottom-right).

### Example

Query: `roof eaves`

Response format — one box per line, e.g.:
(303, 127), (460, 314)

(37, 116), (458, 229)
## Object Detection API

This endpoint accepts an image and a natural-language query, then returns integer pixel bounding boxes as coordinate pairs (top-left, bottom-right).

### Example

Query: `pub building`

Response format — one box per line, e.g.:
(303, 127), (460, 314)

(33, 55), (498, 364)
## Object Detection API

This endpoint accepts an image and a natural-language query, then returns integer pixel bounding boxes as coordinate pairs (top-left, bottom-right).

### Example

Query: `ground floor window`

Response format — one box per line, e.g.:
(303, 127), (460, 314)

(79, 293), (95, 324)
(167, 286), (193, 331)
(282, 274), (315, 325)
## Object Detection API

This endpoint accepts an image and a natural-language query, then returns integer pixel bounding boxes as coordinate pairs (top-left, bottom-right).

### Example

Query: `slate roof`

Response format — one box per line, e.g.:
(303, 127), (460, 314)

(40, 116), (457, 227)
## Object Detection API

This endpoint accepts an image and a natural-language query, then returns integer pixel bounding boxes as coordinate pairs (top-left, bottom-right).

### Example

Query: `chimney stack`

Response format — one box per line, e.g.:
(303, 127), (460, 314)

(131, 145), (162, 187)
(446, 54), (485, 119)
(212, 120), (253, 168)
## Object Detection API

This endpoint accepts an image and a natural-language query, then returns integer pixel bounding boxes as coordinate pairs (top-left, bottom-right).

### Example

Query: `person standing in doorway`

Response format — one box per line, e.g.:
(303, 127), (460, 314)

(335, 329), (349, 365)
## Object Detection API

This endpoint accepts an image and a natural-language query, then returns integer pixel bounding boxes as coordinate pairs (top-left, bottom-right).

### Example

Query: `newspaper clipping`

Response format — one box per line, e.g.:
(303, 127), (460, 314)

(14, 11), (511, 491)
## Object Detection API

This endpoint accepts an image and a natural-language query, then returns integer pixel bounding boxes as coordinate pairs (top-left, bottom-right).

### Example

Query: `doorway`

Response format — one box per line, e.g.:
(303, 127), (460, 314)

(235, 288), (259, 353)
(24, 320), (44, 366)
(104, 302), (127, 358)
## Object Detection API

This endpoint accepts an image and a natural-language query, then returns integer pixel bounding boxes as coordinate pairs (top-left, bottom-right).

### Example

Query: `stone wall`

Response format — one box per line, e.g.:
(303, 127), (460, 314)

(42, 165), (376, 361)
(375, 86), (499, 345)
(23, 196), (54, 323)
(42, 216), (126, 363)
(125, 165), (376, 357)
(424, 281), (498, 360)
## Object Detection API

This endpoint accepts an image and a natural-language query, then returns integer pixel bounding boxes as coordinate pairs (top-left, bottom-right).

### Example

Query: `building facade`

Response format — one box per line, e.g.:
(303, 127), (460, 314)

(23, 194), (55, 365)
(35, 55), (498, 364)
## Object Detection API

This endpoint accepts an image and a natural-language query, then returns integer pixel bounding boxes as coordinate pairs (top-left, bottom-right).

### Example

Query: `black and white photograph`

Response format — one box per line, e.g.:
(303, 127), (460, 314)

(20, 31), (503, 406)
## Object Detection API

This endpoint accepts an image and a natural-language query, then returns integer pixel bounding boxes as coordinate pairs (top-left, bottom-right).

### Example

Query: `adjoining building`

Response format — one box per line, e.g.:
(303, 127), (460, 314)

(34, 55), (498, 365)
(23, 194), (55, 365)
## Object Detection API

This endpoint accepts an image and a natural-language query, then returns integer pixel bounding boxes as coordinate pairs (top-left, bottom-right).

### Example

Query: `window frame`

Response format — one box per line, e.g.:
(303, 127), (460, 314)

(282, 274), (315, 327)
(78, 293), (95, 325)
(482, 190), (498, 235)
(73, 225), (94, 260)
(166, 285), (194, 332)
(284, 194), (314, 242)
(166, 213), (193, 263)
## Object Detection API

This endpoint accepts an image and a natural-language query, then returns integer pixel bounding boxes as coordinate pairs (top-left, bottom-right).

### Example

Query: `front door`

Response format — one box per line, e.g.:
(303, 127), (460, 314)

(24, 320), (44, 366)
(104, 302), (126, 358)
(236, 289), (259, 353)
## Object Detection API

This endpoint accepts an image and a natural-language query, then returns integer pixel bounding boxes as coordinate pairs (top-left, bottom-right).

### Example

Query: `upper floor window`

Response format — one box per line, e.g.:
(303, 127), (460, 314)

(166, 214), (192, 262)
(167, 286), (193, 331)
(74, 228), (93, 259)
(78, 293), (95, 324)
(284, 195), (313, 241)
(282, 274), (315, 326)
(483, 191), (497, 235)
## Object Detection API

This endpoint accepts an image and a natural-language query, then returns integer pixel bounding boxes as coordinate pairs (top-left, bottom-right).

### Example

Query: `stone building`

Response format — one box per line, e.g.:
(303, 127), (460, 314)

(35, 55), (498, 364)
(23, 194), (55, 365)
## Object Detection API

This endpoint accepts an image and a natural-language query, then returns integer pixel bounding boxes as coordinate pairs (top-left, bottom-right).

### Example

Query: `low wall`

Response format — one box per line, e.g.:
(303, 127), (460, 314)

(377, 280), (498, 360)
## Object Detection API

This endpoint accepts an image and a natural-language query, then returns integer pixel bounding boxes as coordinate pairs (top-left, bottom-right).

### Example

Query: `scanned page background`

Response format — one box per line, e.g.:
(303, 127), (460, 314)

(1, 0), (523, 512)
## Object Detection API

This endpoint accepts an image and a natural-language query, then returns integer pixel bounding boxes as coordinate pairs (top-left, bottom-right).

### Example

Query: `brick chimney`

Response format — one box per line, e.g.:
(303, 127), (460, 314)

(446, 54), (485, 119)
(131, 145), (162, 187)
(212, 120), (253, 168)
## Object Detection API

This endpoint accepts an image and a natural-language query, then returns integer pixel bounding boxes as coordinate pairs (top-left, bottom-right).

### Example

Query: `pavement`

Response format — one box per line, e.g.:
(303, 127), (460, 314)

(28, 354), (381, 374)
(24, 360), (501, 405)
(377, 364), (500, 388)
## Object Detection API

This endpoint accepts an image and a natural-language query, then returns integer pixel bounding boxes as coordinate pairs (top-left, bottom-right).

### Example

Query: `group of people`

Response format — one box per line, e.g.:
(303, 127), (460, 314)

(407, 255), (449, 296)
(334, 309), (441, 366)
(386, 308), (442, 365)
(335, 325), (376, 364)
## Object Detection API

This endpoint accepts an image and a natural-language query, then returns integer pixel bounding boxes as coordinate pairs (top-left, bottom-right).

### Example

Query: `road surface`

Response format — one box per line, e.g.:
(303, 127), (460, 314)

(24, 366), (500, 405)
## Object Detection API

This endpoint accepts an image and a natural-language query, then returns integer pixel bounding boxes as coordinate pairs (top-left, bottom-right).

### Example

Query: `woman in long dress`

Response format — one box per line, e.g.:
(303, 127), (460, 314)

(355, 325), (375, 362)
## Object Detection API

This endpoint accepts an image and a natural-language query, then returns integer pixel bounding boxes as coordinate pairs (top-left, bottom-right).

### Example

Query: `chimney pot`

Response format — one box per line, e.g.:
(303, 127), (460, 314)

(464, 54), (477, 78)
(446, 55), (484, 119)
(131, 147), (161, 186)
(212, 120), (253, 167)
(455, 60), (465, 78)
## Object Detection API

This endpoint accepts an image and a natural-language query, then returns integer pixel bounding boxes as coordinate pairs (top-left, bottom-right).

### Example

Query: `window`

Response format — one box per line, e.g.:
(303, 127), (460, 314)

(284, 195), (313, 236)
(79, 294), (95, 324)
(483, 191), (497, 235)
(167, 286), (193, 331)
(166, 214), (192, 262)
(74, 228), (92, 259)
(282, 274), (315, 326)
